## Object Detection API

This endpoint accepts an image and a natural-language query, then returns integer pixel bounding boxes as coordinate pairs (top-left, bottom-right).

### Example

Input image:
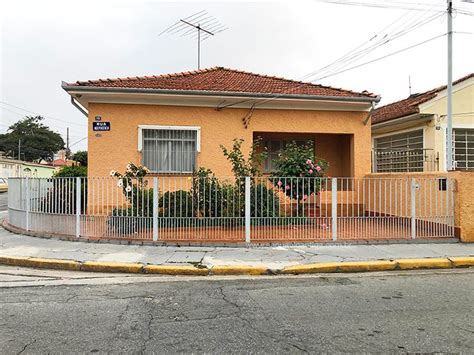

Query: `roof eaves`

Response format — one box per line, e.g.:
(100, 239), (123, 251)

(61, 84), (380, 103)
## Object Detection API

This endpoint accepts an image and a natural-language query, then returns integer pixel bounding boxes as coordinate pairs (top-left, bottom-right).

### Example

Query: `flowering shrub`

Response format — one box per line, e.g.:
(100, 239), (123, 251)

(270, 141), (328, 204)
(108, 163), (153, 232)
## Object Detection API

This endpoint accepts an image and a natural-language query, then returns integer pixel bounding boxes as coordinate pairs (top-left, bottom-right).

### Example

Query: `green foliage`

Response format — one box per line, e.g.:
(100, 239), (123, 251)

(251, 183), (280, 218)
(160, 190), (193, 217)
(71, 151), (88, 166)
(270, 141), (328, 203)
(0, 116), (64, 162)
(107, 163), (156, 234)
(53, 165), (87, 177)
(191, 168), (235, 217)
(220, 138), (267, 178)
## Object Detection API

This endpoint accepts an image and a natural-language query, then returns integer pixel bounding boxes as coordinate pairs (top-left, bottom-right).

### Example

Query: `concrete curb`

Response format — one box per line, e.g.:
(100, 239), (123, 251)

(0, 255), (472, 275)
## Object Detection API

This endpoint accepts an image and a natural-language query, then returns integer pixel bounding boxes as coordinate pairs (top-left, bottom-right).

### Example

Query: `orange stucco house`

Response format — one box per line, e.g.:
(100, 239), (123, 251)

(62, 67), (380, 178)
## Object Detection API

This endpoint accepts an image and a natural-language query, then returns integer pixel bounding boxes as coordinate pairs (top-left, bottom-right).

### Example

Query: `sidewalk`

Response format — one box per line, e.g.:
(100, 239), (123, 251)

(1, 214), (473, 274)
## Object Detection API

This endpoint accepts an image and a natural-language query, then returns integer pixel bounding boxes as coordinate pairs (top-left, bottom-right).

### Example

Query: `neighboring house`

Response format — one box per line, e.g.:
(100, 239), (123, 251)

(0, 157), (56, 178)
(62, 67), (380, 178)
(52, 158), (75, 167)
(371, 73), (473, 172)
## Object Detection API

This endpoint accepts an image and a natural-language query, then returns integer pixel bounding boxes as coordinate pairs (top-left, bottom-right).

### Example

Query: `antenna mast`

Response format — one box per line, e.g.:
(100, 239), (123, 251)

(159, 11), (228, 69)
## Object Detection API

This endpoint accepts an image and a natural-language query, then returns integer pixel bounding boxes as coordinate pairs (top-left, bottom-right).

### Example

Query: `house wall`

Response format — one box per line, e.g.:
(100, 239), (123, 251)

(87, 103), (371, 178)
(366, 171), (474, 242)
(372, 79), (473, 172)
(421, 81), (473, 171)
(0, 160), (56, 178)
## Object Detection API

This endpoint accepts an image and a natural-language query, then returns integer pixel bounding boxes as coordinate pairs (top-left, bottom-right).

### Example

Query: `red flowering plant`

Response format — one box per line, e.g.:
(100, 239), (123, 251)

(269, 141), (328, 209)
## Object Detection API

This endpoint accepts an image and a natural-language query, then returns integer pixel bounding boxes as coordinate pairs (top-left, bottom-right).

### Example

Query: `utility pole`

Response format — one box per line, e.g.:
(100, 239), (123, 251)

(408, 75), (412, 96)
(18, 139), (21, 161)
(66, 127), (70, 159)
(446, 0), (453, 170)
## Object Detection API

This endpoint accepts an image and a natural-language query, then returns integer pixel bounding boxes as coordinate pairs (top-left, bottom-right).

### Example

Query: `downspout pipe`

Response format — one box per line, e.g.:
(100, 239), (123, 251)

(363, 101), (376, 125)
(70, 97), (88, 117)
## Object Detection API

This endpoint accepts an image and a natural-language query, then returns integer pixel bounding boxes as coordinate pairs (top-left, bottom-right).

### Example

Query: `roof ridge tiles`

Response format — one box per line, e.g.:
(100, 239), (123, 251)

(68, 66), (377, 98)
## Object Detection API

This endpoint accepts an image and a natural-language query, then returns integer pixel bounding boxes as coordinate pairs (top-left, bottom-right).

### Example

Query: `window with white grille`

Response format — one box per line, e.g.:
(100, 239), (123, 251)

(141, 127), (198, 173)
(453, 128), (474, 170)
(373, 130), (424, 172)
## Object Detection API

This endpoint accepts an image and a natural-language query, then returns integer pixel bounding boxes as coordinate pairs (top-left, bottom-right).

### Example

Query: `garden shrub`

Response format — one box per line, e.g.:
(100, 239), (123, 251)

(191, 168), (233, 218)
(108, 163), (153, 234)
(160, 190), (193, 217)
(250, 183), (280, 218)
(270, 141), (328, 215)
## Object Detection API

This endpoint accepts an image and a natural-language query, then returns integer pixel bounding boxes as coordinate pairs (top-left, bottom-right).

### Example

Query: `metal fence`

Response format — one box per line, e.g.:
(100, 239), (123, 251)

(7, 175), (455, 244)
(372, 148), (439, 173)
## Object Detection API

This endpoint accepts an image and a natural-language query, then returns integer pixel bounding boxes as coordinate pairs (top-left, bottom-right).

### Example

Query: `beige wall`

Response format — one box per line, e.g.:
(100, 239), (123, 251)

(372, 79), (473, 172)
(87, 103), (371, 178)
(367, 171), (474, 242)
(449, 171), (474, 242)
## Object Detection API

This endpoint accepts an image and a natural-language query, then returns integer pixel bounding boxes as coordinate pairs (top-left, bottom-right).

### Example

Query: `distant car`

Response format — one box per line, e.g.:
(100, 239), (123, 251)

(0, 178), (8, 193)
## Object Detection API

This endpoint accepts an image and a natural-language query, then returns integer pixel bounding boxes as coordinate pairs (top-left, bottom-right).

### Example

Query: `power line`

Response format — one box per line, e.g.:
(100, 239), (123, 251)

(312, 33), (448, 82)
(0, 101), (86, 127)
(312, 0), (447, 12)
(218, 4), (444, 110)
(250, 33), (447, 109)
(69, 136), (87, 148)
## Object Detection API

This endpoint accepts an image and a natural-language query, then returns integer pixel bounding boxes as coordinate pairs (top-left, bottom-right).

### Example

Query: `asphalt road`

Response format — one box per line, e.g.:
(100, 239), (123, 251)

(0, 192), (7, 211)
(0, 267), (473, 353)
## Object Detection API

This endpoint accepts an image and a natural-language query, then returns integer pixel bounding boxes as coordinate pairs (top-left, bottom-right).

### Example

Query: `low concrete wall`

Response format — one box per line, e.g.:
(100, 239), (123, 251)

(367, 171), (474, 242)
(449, 171), (474, 242)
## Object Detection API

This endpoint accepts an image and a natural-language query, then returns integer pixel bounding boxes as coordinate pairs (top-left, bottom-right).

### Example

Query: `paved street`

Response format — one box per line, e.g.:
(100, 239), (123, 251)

(0, 266), (472, 353)
(0, 192), (7, 212)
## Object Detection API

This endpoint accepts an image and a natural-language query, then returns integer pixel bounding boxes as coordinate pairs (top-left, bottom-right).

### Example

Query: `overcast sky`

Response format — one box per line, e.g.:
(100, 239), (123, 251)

(1, 0), (473, 152)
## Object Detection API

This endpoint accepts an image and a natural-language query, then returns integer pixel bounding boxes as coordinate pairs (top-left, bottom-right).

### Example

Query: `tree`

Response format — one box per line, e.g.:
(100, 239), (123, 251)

(71, 150), (88, 166)
(53, 165), (87, 177)
(0, 116), (64, 162)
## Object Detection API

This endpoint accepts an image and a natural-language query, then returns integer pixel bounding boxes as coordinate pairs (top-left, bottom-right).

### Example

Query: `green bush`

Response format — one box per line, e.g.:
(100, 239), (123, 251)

(53, 165), (87, 177)
(251, 183), (280, 218)
(270, 141), (328, 203)
(160, 190), (193, 217)
(192, 168), (228, 217)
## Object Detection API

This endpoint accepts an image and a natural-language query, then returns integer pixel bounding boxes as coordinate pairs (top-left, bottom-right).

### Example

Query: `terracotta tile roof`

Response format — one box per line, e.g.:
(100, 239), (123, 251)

(66, 67), (376, 99)
(372, 73), (474, 124)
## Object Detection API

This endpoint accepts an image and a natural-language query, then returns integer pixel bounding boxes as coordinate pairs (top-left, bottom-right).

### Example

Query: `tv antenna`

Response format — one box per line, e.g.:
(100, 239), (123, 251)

(159, 10), (228, 69)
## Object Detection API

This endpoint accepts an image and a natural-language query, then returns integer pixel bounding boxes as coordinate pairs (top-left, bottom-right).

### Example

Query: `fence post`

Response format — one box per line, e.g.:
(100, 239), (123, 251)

(153, 177), (158, 242)
(411, 178), (417, 239)
(25, 177), (30, 231)
(331, 178), (337, 241)
(245, 176), (251, 243)
(76, 177), (81, 238)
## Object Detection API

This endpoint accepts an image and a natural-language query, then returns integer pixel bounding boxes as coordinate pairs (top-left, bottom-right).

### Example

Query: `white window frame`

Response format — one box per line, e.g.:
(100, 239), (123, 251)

(137, 125), (201, 152)
(440, 122), (473, 171)
(138, 125), (201, 173)
(372, 128), (425, 172)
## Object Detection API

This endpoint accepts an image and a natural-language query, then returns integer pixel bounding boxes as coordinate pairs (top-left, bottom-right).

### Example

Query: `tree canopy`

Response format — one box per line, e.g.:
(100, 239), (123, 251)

(0, 116), (64, 162)
(71, 150), (88, 166)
